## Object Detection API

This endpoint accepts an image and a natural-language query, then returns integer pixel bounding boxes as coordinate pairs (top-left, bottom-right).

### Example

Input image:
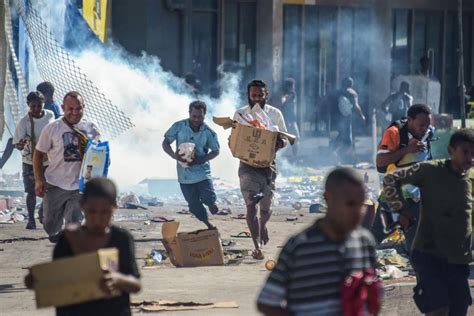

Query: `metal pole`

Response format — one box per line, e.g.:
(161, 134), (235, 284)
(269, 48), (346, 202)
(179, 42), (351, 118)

(458, 0), (466, 128)
(0, 0), (7, 140)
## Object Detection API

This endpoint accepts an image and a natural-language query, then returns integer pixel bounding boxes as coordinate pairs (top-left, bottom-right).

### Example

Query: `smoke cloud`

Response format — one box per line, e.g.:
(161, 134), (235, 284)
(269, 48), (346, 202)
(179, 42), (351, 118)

(74, 48), (242, 189)
(11, 0), (242, 192)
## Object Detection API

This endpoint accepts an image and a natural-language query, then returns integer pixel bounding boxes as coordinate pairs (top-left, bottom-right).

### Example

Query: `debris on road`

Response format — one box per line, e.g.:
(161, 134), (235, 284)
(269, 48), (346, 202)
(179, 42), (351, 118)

(376, 248), (409, 268)
(131, 300), (239, 312)
(144, 249), (168, 267)
(0, 210), (25, 224)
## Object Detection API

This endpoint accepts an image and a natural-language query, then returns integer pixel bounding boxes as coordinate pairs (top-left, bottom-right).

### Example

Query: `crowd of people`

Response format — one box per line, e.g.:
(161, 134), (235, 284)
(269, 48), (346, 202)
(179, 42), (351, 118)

(7, 76), (473, 315)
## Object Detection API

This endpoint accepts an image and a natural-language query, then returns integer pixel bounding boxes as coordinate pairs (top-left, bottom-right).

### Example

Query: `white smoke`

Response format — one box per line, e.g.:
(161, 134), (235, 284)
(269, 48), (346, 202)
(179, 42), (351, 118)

(74, 49), (241, 189)
(19, 0), (243, 191)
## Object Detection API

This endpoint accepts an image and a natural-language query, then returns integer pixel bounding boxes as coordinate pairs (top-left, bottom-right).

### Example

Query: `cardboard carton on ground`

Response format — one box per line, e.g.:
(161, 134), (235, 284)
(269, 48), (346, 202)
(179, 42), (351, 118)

(31, 247), (119, 308)
(162, 222), (224, 267)
(213, 116), (296, 168)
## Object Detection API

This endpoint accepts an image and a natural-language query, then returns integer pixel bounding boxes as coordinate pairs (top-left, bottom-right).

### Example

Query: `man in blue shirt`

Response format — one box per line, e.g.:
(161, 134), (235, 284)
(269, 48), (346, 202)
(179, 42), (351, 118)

(37, 81), (62, 119)
(162, 101), (220, 229)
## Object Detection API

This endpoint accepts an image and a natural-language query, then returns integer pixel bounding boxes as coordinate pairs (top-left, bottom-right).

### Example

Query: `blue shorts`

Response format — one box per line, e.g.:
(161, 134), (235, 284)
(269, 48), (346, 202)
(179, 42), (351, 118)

(180, 179), (216, 223)
(411, 250), (472, 314)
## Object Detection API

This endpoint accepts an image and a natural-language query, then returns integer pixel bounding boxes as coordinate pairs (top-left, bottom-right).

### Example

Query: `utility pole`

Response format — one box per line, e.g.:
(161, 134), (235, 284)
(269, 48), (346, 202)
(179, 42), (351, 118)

(0, 0), (7, 140)
(458, 0), (466, 128)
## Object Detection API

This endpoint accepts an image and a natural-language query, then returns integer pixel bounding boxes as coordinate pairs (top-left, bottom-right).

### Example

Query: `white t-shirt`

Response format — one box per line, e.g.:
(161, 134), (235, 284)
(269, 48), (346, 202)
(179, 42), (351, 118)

(233, 104), (288, 132)
(13, 110), (55, 165)
(36, 119), (100, 191)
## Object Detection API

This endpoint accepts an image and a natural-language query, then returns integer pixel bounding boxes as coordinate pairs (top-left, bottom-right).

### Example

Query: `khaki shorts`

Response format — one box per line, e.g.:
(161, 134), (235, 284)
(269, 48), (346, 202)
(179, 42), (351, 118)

(238, 163), (276, 211)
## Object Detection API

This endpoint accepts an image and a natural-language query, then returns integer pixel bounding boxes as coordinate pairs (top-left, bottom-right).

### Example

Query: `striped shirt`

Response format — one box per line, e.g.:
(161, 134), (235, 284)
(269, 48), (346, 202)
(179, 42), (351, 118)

(257, 221), (376, 315)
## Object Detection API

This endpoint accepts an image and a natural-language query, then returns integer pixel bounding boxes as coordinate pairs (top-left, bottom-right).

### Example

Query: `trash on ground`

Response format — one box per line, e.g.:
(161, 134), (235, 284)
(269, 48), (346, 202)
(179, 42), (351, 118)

(221, 239), (236, 247)
(126, 203), (148, 210)
(118, 193), (141, 208)
(131, 300), (239, 312)
(216, 208), (231, 215)
(232, 214), (246, 220)
(377, 265), (409, 279)
(224, 249), (252, 263)
(177, 209), (191, 215)
(376, 248), (409, 268)
(292, 202), (302, 210)
(265, 259), (276, 271)
(309, 203), (325, 213)
(286, 216), (298, 222)
(150, 216), (175, 223)
(230, 231), (251, 238)
(144, 249), (167, 267)
(140, 196), (164, 207)
(354, 162), (374, 170)
(380, 229), (406, 246)
(0, 210), (25, 224)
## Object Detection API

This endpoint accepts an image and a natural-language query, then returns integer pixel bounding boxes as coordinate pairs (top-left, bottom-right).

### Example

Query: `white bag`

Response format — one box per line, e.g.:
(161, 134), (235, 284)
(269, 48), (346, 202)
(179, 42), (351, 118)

(177, 143), (195, 168)
(338, 96), (353, 117)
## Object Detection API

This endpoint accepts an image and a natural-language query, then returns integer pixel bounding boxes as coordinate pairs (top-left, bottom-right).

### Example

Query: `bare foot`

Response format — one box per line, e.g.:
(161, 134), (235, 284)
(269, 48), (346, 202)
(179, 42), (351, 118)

(252, 249), (264, 260)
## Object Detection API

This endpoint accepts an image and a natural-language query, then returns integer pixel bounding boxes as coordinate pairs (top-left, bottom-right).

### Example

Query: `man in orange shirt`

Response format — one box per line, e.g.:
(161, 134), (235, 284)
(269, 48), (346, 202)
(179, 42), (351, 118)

(373, 104), (434, 250)
(376, 104), (433, 173)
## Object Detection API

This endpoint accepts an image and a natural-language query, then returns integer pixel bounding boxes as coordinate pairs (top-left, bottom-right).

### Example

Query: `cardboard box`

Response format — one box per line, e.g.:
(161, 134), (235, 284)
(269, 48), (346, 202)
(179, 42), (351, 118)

(31, 247), (119, 308)
(213, 117), (296, 168)
(162, 222), (224, 267)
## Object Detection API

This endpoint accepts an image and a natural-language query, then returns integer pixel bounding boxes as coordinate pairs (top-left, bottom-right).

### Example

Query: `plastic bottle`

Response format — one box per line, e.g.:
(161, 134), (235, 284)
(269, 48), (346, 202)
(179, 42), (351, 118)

(151, 250), (163, 264)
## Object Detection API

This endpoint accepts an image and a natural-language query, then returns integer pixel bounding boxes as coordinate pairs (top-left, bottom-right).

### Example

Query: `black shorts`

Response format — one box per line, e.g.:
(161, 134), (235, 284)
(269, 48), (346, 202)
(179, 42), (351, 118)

(22, 163), (46, 194)
(411, 250), (472, 314)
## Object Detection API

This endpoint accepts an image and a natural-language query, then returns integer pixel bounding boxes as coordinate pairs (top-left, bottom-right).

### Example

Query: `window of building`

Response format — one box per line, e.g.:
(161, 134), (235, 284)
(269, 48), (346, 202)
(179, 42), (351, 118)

(391, 9), (474, 117)
(222, 0), (256, 93)
(282, 5), (371, 135)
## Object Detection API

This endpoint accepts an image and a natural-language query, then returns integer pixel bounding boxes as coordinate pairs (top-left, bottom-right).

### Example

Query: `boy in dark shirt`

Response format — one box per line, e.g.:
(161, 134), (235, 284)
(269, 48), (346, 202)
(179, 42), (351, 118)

(26, 178), (141, 316)
(383, 129), (474, 316)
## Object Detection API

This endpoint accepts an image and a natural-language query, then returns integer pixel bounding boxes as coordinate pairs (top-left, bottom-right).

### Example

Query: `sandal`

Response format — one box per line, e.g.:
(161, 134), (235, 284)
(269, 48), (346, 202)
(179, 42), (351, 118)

(150, 216), (175, 223)
(231, 231), (251, 238)
(216, 208), (231, 216)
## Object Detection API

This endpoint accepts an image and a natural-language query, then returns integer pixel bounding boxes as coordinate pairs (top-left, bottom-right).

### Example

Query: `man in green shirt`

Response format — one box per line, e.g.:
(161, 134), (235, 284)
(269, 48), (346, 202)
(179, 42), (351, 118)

(383, 129), (474, 316)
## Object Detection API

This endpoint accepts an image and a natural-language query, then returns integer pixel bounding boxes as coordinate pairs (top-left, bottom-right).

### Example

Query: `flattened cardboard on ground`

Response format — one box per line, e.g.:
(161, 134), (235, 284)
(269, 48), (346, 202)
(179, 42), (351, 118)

(132, 300), (239, 312)
(213, 116), (296, 168)
(31, 247), (119, 308)
(161, 221), (224, 267)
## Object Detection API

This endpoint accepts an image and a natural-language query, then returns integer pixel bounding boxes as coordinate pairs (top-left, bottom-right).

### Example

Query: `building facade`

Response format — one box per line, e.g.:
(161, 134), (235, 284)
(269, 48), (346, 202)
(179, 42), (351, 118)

(81, 0), (474, 135)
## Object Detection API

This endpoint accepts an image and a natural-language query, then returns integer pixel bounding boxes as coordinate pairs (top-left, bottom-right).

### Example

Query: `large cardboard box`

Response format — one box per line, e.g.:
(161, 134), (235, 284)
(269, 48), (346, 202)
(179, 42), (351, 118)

(31, 247), (119, 308)
(213, 117), (296, 168)
(162, 222), (224, 267)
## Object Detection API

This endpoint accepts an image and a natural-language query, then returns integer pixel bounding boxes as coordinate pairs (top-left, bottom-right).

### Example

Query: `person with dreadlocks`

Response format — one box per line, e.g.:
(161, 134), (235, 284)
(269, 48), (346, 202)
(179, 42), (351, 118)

(13, 91), (55, 229)
(33, 91), (100, 243)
